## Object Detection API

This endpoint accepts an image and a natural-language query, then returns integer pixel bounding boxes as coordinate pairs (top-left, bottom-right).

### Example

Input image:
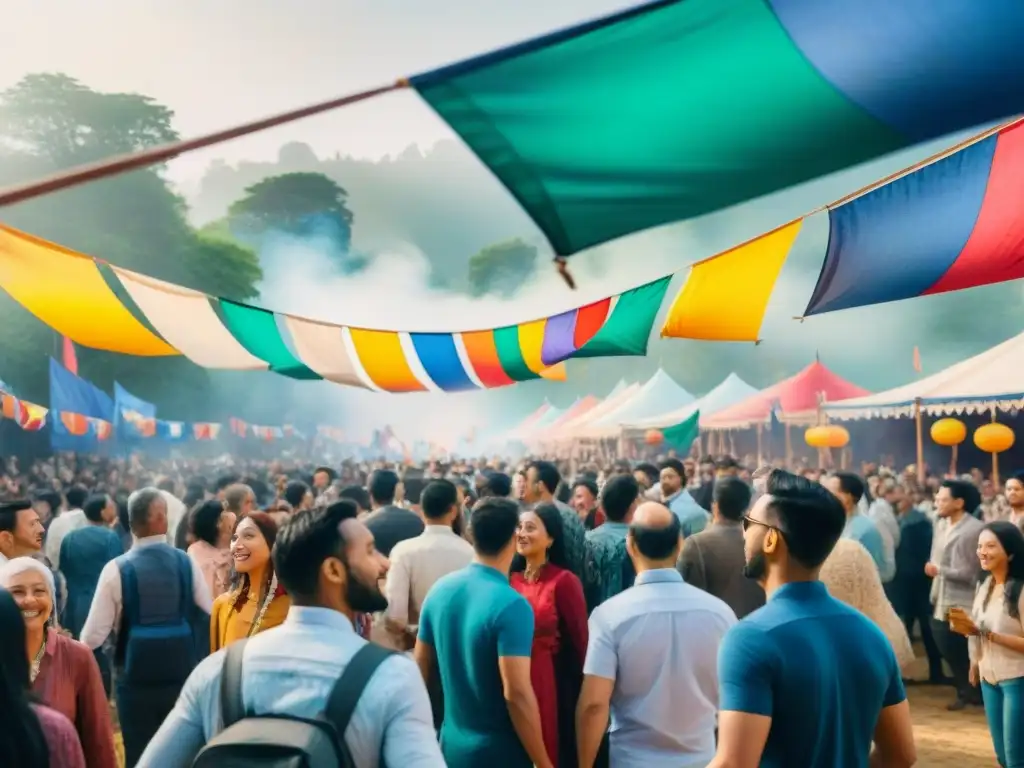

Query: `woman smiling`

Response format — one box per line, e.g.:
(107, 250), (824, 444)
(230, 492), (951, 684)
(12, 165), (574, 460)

(210, 512), (290, 652)
(0, 557), (117, 768)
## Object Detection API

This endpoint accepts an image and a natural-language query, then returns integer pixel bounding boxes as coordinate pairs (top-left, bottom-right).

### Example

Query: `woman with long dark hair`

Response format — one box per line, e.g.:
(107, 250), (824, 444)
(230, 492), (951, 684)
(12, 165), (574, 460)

(510, 503), (588, 767)
(187, 499), (236, 599)
(209, 511), (290, 651)
(0, 587), (86, 768)
(951, 521), (1024, 766)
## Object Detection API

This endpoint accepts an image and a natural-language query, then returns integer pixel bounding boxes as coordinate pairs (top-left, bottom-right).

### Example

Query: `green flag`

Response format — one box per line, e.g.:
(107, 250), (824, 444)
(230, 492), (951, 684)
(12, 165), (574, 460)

(662, 410), (699, 453)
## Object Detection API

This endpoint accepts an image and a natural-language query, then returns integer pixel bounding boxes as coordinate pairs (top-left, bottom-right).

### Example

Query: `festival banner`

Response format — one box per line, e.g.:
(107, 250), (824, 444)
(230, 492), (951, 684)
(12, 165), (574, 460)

(49, 359), (115, 452)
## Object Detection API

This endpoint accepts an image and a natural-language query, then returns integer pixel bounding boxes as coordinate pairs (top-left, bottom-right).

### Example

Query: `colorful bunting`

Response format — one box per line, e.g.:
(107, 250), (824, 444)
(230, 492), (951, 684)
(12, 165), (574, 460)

(0, 226), (177, 356)
(661, 222), (802, 341)
(805, 120), (1024, 315)
(1, 393), (48, 431)
(0, 225), (666, 393)
(411, 0), (1024, 255)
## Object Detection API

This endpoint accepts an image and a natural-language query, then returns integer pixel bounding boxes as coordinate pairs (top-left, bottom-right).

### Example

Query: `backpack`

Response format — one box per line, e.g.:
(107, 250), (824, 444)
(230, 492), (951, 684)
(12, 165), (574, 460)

(192, 639), (395, 768)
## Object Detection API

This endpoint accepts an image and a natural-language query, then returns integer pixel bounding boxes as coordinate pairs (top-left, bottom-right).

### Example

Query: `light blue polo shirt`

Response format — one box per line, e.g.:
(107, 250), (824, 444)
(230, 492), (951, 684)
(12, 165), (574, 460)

(718, 580), (905, 766)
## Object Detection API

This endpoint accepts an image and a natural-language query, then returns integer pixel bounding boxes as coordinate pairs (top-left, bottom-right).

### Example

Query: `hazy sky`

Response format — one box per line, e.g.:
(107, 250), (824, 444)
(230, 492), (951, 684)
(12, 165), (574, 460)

(5, 1), (634, 186)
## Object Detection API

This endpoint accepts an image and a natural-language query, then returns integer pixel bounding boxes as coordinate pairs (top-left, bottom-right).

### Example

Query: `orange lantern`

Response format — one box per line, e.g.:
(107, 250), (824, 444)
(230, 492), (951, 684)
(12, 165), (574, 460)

(974, 423), (1015, 454)
(644, 429), (664, 446)
(930, 418), (967, 447)
(804, 425), (849, 449)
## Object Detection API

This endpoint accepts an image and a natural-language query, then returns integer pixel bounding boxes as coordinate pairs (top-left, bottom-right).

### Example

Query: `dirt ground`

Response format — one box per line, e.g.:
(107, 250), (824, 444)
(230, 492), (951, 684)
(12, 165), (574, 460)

(904, 653), (995, 767)
(111, 652), (994, 767)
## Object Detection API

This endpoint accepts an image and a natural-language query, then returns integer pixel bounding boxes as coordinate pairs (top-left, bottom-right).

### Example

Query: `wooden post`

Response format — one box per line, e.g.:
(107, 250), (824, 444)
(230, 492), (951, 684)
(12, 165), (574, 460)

(756, 422), (763, 466)
(950, 444), (958, 477)
(991, 406), (1000, 486)
(914, 399), (924, 485)
(785, 422), (793, 470)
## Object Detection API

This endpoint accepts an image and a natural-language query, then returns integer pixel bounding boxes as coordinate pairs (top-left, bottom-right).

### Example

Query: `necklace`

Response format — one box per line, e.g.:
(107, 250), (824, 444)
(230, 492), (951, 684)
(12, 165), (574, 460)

(247, 572), (279, 638)
(523, 561), (546, 583)
(29, 638), (45, 683)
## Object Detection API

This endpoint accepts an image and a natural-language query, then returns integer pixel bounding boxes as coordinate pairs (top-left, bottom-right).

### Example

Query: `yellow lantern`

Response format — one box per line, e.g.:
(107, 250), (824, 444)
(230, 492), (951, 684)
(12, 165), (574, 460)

(930, 418), (967, 447)
(805, 425), (850, 449)
(974, 423), (1015, 454)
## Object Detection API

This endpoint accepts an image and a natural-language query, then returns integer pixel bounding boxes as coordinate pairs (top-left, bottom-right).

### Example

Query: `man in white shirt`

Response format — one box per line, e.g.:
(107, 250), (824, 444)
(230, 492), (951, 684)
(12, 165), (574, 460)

(44, 485), (89, 568)
(0, 499), (44, 565)
(577, 501), (736, 768)
(384, 479), (473, 728)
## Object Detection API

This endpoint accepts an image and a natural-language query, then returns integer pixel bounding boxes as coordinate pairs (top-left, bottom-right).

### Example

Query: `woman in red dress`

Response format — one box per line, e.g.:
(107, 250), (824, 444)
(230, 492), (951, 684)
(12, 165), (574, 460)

(511, 502), (589, 767)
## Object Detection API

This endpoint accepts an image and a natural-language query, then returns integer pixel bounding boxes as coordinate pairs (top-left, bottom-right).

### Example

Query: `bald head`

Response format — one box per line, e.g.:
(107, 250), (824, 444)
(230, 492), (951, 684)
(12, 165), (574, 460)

(224, 483), (255, 515)
(628, 501), (682, 566)
(633, 501), (674, 528)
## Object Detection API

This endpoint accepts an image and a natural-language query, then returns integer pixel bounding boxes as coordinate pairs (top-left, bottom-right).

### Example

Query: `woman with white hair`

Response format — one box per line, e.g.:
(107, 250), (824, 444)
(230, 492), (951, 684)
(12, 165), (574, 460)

(0, 556), (117, 768)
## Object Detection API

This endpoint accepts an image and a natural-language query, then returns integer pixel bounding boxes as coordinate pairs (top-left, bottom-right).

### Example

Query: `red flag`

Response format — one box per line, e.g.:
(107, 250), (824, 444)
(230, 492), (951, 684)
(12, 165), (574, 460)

(912, 346), (922, 374)
(62, 336), (78, 375)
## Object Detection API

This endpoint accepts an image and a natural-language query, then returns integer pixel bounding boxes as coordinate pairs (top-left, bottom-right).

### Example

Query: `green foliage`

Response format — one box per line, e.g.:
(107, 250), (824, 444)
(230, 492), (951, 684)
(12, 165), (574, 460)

(0, 74), (261, 416)
(467, 238), (539, 297)
(227, 172), (353, 251)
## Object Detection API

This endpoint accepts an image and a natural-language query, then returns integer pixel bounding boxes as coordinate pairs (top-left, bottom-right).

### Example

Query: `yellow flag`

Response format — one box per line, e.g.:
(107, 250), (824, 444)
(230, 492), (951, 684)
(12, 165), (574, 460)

(660, 220), (803, 342)
(0, 226), (178, 355)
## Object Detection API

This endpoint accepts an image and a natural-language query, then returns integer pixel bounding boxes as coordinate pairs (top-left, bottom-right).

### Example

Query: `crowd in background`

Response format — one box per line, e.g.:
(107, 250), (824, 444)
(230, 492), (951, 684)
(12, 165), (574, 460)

(0, 448), (1022, 766)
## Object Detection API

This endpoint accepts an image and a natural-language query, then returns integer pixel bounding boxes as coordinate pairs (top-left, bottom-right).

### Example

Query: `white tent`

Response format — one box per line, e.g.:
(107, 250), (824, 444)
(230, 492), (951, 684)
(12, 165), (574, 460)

(626, 373), (759, 430)
(554, 381), (640, 443)
(576, 370), (694, 438)
(826, 328), (1024, 420)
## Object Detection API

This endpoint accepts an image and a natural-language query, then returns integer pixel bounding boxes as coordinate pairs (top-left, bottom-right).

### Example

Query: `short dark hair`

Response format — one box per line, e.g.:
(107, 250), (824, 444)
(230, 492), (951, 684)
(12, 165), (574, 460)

(422, 480), (458, 520)
(764, 469), (845, 569)
(601, 475), (639, 523)
(274, 499), (360, 599)
(830, 472), (865, 504)
(527, 461), (560, 495)
(658, 458), (685, 478)
(284, 480), (310, 508)
(128, 488), (164, 534)
(714, 477), (752, 522)
(215, 474), (240, 492)
(337, 485), (371, 512)
(32, 490), (61, 515)
(629, 512), (681, 560)
(65, 485), (89, 510)
(481, 472), (512, 498)
(83, 494), (109, 524)
(313, 466), (337, 482)
(469, 498), (520, 557)
(942, 479), (981, 514)
(157, 478), (176, 493)
(0, 501), (31, 535)
(572, 478), (599, 501)
(369, 470), (399, 505)
(403, 477), (427, 506)
(191, 499), (226, 548)
(634, 463), (659, 485)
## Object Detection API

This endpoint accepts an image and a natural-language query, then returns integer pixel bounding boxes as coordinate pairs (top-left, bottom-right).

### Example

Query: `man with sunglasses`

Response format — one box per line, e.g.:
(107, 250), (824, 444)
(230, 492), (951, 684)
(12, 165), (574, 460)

(709, 469), (916, 768)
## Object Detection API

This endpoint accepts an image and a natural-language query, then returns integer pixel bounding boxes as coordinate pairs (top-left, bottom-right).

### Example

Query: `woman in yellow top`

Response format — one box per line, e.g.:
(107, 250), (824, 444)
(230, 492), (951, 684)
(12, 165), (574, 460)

(210, 511), (291, 652)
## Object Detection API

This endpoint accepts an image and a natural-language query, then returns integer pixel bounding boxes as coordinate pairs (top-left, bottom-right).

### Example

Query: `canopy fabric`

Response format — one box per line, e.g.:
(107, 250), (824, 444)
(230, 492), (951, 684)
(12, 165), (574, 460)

(505, 401), (554, 441)
(529, 395), (602, 443)
(515, 405), (565, 441)
(411, 0), (1024, 256)
(627, 373), (759, 430)
(555, 381), (637, 441)
(580, 370), (694, 437)
(703, 361), (869, 430)
(825, 329), (1024, 420)
(805, 120), (1024, 316)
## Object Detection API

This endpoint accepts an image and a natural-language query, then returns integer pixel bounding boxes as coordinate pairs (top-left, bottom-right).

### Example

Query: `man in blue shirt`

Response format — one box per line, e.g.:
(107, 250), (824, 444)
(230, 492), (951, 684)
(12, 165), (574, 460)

(710, 469), (916, 768)
(659, 458), (709, 537)
(826, 471), (889, 578)
(415, 497), (552, 768)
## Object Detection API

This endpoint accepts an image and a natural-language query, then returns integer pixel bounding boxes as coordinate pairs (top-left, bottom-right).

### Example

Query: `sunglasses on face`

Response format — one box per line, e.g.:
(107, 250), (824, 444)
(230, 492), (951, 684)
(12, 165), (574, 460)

(742, 515), (774, 533)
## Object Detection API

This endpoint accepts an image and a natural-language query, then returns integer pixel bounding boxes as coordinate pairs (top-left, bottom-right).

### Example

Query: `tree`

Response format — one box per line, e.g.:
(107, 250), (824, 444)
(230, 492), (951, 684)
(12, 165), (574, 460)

(227, 172), (354, 252)
(467, 238), (539, 297)
(0, 73), (177, 165)
(0, 74), (262, 416)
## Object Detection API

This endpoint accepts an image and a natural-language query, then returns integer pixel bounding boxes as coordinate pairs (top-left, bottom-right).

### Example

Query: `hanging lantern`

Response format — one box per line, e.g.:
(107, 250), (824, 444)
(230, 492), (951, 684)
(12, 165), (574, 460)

(805, 425), (849, 449)
(644, 429), (664, 446)
(930, 418), (967, 447)
(974, 423), (1015, 454)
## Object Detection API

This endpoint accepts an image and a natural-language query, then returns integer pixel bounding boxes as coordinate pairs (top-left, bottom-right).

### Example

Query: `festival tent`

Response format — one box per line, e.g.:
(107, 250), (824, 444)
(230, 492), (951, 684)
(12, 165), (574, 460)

(825, 329), (1024, 420)
(554, 381), (639, 442)
(577, 370), (695, 438)
(703, 362), (869, 430)
(513, 405), (566, 442)
(503, 401), (553, 441)
(626, 373), (759, 430)
(528, 395), (602, 445)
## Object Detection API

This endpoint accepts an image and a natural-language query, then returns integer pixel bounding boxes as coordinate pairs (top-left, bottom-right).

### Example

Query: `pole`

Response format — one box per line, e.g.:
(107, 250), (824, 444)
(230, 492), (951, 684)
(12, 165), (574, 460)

(914, 399), (924, 485)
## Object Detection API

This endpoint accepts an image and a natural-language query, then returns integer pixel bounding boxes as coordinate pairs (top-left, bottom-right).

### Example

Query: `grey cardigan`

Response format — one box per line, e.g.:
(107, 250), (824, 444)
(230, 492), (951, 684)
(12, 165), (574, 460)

(930, 513), (984, 616)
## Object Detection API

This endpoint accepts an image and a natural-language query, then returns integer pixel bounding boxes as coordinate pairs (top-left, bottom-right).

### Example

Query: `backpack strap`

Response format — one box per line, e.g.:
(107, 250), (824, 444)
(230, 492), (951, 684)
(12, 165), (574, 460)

(324, 642), (395, 738)
(220, 639), (249, 729)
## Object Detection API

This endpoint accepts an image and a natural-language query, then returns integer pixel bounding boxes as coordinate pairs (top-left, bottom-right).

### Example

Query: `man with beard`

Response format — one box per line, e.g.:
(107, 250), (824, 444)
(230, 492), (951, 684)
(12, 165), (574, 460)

(709, 470), (916, 768)
(138, 499), (445, 768)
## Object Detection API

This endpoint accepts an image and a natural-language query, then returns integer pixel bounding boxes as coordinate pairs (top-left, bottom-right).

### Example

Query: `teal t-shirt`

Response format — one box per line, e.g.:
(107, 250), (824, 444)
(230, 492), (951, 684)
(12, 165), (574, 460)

(419, 562), (535, 768)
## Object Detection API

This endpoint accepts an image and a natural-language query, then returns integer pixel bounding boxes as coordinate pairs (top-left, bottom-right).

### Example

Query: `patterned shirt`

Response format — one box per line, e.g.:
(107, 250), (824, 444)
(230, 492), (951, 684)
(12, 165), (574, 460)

(583, 522), (631, 612)
(981, 494), (1012, 523)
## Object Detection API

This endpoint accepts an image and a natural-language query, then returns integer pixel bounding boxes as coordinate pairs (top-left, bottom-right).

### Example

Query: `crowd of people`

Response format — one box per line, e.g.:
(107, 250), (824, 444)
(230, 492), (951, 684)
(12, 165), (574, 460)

(0, 449), (1023, 766)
